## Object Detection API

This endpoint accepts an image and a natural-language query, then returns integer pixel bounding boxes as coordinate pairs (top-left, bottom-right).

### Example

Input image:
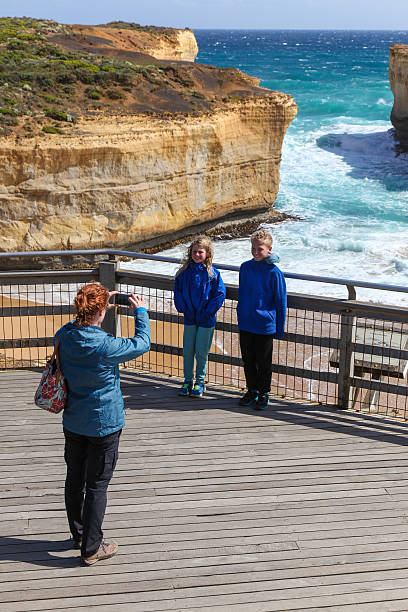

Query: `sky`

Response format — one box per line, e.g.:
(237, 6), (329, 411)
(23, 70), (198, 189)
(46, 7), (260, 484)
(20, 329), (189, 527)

(1, 0), (408, 30)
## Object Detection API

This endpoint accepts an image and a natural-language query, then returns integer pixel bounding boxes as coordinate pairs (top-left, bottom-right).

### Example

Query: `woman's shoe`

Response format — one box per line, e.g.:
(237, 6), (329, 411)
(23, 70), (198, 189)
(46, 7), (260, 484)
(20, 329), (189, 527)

(81, 539), (118, 566)
(190, 383), (204, 397)
(179, 381), (193, 396)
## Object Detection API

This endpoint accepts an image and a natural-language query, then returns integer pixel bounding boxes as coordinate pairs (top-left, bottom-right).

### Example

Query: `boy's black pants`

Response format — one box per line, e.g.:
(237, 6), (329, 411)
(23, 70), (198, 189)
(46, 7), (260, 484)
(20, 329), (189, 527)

(63, 428), (121, 558)
(239, 330), (274, 394)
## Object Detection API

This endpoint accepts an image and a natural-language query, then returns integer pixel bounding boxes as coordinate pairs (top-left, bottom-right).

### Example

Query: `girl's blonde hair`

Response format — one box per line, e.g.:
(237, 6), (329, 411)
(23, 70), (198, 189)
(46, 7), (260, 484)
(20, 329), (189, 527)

(74, 282), (109, 326)
(176, 235), (215, 278)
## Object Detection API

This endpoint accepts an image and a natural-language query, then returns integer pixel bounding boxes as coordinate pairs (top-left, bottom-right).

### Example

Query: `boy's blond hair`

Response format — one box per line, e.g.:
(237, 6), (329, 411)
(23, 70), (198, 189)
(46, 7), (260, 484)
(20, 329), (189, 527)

(250, 229), (273, 248)
(176, 235), (215, 278)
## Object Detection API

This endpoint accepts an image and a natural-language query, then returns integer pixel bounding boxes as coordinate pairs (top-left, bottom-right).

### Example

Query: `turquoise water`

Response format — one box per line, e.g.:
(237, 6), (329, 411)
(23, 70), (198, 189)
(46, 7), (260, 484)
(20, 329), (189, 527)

(128, 31), (408, 304)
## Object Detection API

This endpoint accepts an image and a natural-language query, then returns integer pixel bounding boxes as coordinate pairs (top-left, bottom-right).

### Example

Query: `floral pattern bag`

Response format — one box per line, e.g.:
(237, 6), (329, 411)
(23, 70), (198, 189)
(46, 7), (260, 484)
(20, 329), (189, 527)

(34, 336), (67, 413)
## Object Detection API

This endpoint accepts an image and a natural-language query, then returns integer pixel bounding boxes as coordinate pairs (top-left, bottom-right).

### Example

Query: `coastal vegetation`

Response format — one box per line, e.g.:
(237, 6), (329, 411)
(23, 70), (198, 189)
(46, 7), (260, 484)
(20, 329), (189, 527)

(0, 17), (260, 137)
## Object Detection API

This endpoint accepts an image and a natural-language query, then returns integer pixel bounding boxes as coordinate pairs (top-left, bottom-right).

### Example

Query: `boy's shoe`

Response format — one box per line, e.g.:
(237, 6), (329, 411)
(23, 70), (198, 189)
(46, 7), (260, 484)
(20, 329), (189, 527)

(255, 393), (270, 410)
(72, 538), (82, 550)
(238, 390), (259, 406)
(190, 383), (204, 397)
(81, 539), (118, 566)
(179, 381), (193, 396)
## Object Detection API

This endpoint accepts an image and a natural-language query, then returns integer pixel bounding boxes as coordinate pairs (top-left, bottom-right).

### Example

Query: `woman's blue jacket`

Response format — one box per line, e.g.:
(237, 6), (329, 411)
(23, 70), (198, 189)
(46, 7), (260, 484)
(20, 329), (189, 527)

(237, 256), (287, 337)
(174, 263), (226, 328)
(55, 308), (150, 437)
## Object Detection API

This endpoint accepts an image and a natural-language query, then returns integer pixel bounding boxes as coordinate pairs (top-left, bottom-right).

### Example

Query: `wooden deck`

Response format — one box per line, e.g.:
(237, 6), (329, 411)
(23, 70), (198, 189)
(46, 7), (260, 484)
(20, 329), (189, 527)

(2, 370), (408, 611)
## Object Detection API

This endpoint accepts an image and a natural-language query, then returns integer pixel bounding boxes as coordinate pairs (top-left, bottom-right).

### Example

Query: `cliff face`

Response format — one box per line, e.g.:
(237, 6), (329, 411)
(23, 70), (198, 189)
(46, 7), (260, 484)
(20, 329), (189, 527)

(389, 44), (408, 140)
(144, 29), (198, 61)
(0, 95), (297, 252)
(49, 24), (199, 62)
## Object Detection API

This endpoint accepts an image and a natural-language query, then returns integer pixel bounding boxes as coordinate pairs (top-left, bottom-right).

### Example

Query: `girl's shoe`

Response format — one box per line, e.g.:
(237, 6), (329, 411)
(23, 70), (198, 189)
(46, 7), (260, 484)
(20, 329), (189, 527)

(179, 381), (193, 396)
(190, 383), (204, 397)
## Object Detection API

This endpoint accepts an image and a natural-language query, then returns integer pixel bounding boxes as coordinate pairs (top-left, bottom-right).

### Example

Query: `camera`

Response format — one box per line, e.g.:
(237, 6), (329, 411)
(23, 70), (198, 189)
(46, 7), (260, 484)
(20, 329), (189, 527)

(114, 293), (131, 306)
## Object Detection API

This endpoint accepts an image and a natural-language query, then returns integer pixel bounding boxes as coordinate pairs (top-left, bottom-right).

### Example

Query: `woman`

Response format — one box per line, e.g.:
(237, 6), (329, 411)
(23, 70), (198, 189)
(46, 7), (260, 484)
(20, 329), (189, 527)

(55, 282), (150, 566)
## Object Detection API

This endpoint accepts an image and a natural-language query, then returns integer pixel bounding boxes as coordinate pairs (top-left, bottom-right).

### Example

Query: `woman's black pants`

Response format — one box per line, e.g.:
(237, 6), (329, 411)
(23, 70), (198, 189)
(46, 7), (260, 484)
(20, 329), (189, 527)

(239, 330), (274, 394)
(63, 428), (121, 558)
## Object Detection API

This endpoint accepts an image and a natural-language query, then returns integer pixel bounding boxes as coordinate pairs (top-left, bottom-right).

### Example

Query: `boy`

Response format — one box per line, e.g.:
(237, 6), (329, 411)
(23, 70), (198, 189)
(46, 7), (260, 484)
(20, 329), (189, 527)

(237, 229), (287, 409)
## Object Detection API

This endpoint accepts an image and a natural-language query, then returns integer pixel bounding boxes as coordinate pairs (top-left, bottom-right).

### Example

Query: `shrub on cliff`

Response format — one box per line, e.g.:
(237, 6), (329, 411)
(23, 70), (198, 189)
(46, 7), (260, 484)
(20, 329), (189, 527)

(42, 125), (62, 134)
(44, 108), (74, 122)
(0, 107), (18, 116)
(85, 88), (101, 100)
(106, 88), (124, 100)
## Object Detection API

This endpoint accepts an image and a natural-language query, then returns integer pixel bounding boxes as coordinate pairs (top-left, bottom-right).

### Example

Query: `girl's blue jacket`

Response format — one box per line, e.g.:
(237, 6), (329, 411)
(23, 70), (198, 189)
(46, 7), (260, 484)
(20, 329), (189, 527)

(55, 308), (150, 437)
(174, 262), (226, 328)
(237, 255), (287, 337)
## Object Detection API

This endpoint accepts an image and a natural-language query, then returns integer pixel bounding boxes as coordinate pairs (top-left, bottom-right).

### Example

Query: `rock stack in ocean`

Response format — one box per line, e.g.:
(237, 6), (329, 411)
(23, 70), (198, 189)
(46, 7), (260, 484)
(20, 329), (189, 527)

(389, 44), (408, 141)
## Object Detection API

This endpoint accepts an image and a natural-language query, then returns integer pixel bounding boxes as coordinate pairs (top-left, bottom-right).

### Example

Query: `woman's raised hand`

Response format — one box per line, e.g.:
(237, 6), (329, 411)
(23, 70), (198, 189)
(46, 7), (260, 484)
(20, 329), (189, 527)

(107, 290), (118, 310)
(128, 294), (145, 312)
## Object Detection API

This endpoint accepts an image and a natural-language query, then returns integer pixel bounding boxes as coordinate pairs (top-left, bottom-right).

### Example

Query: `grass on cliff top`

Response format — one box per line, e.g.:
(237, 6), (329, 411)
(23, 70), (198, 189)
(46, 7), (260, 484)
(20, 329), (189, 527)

(0, 17), (258, 137)
(103, 21), (192, 34)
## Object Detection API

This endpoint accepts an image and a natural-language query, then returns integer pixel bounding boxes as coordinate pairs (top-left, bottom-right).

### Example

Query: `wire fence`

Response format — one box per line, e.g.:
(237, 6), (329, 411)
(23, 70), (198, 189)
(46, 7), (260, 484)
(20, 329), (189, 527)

(0, 255), (407, 419)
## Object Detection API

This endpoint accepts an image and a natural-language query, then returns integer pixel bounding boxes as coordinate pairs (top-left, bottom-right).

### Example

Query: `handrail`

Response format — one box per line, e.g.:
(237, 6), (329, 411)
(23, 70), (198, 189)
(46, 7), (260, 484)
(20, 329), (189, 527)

(0, 248), (407, 295)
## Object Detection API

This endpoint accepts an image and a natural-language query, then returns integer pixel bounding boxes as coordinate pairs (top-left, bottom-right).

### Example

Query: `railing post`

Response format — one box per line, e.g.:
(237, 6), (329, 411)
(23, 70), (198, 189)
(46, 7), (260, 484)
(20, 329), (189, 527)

(337, 308), (356, 409)
(99, 259), (118, 337)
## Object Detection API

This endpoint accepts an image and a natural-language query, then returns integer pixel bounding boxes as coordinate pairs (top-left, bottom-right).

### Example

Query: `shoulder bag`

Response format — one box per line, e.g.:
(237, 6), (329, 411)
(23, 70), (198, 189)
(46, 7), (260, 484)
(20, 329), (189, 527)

(34, 336), (67, 413)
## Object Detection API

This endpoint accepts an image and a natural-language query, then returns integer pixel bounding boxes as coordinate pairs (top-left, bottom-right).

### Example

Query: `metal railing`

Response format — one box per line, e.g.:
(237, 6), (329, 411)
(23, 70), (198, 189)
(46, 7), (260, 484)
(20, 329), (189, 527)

(0, 249), (407, 418)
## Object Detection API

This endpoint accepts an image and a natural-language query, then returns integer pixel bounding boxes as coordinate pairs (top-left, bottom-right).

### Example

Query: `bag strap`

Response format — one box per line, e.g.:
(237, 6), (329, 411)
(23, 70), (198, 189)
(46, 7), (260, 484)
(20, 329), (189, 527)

(54, 336), (61, 369)
(49, 336), (60, 364)
(51, 336), (63, 385)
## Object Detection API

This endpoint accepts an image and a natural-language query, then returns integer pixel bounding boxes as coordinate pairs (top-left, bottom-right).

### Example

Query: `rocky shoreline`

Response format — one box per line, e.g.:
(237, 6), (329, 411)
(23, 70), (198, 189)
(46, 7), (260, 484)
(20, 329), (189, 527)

(141, 209), (299, 254)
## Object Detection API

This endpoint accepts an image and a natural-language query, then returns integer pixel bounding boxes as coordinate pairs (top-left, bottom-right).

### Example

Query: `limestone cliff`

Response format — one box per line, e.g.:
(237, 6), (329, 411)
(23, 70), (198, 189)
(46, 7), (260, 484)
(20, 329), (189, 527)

(0, 95), (297, 252)
(49, 23), (198, 62)
(389, 44), (408, 140)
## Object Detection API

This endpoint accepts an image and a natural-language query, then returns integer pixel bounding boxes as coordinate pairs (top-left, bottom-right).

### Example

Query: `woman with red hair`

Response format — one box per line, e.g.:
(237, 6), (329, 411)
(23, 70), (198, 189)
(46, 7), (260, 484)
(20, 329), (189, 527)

(55, 282), (150, 566)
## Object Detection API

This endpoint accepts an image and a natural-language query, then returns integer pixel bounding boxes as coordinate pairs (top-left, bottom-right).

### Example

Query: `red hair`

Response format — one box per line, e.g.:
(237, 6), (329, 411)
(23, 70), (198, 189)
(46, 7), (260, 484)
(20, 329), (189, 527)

(74, 282), (109, 327)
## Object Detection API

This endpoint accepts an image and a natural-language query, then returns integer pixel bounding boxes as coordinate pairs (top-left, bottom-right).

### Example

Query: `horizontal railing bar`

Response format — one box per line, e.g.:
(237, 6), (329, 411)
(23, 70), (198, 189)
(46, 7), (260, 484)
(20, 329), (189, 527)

(0, 270), (98, 286)
(353, 343), (408, 362)
(0, 337), (53, 349)
(350, 377), (408, 396)
(0, 248), (406, 294)
(287, 293), (408, 322)
(0, 305), (75, 317)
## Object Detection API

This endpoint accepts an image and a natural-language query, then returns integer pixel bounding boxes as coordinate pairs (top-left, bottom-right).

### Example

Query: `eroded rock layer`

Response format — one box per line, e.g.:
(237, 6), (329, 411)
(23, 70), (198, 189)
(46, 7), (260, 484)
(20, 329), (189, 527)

(389, 44), (408, 140)
(0, 95), (297, 252)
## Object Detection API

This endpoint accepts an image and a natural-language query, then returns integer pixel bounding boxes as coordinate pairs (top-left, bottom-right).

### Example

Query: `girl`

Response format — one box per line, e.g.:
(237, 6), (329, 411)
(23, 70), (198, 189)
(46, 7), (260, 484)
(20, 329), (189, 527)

(174, 236), (226, 397)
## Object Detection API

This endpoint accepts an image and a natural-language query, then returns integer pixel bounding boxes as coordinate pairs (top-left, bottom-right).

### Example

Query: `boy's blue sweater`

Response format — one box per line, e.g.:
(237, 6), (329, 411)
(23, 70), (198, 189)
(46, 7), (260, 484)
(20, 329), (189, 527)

(237, 255), (287, 337)
(174, 262), (226, 328)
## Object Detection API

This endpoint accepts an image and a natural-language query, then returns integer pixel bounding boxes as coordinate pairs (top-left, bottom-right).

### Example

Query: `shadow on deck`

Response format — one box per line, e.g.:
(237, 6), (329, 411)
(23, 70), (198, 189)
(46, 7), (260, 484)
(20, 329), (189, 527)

(1, 369), (408, 611)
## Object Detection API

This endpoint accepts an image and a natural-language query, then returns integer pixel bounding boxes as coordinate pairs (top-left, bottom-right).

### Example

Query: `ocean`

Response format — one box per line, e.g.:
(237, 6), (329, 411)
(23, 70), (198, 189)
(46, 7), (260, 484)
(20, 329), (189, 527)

(124, 30), (408, 305)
